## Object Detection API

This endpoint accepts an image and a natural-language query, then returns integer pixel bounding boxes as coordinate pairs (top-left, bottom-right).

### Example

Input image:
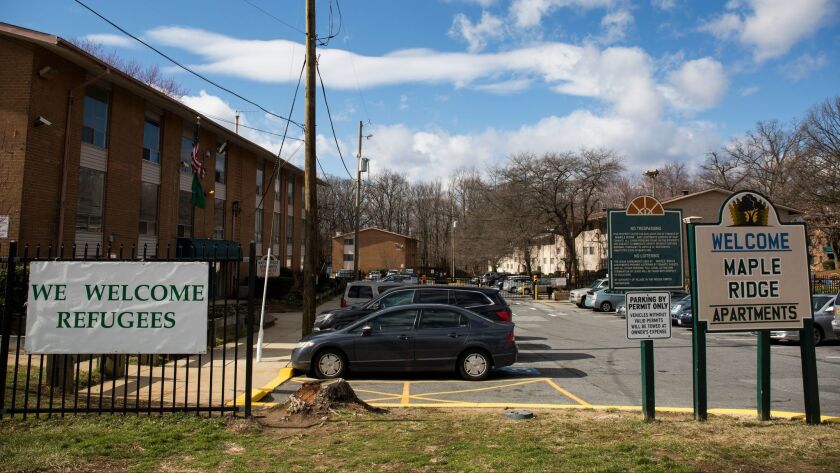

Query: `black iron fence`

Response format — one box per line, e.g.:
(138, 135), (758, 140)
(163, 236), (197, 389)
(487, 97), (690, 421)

(0, 240), (257, 418)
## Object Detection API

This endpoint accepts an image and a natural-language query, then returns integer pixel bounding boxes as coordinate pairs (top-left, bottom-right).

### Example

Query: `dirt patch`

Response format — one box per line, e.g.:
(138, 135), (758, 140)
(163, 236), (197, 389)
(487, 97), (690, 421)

(286, 379), (386, 415)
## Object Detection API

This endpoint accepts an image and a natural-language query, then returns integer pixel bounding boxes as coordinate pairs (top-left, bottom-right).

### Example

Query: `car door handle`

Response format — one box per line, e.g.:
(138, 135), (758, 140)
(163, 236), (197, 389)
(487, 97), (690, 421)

(447, 333), (460, 338)
(399, 335), (411, 341)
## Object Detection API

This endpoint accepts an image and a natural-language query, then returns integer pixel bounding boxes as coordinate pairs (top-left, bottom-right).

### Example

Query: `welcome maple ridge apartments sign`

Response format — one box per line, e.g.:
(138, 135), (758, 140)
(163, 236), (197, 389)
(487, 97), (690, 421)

(25, 262), (209, 354)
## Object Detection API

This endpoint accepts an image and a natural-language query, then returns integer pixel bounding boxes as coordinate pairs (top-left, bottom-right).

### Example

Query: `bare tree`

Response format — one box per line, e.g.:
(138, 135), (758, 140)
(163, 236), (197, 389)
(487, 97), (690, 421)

(71, 38), (187, 98)
(799, 97), (840, 261)
(698, 151), (747, 190)
(501, 149), (623, 283)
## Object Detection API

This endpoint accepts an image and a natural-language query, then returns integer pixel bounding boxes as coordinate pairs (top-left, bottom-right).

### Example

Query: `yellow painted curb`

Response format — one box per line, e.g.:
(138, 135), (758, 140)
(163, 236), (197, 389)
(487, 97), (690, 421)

(227, 367), (296, 407)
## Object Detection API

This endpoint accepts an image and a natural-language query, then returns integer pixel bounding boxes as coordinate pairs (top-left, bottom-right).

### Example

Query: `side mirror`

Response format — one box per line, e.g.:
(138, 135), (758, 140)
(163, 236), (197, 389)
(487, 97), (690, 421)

(361, 326), (372, 336)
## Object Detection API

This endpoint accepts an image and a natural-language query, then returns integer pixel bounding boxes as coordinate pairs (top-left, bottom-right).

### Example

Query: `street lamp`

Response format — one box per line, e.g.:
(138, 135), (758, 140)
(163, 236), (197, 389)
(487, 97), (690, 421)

(644, 168), (660, 197)
(451, 220), (458, 282)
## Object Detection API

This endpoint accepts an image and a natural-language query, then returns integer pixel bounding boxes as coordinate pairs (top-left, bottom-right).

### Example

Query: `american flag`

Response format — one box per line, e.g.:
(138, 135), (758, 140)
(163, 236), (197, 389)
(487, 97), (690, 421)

(190, 120), (206, 178)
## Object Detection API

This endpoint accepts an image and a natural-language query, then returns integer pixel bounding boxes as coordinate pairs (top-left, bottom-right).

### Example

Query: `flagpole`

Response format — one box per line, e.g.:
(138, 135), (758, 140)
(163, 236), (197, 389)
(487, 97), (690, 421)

(256, 247), (271, 362)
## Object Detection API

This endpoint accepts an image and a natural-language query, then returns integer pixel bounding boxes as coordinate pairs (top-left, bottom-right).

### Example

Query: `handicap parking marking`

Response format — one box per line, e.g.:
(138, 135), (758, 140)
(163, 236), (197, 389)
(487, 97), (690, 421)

(496, 365), (541, 375)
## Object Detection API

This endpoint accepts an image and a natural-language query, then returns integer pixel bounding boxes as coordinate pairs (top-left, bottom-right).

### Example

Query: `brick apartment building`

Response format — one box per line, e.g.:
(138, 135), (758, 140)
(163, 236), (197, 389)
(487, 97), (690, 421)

(332, 228), (418, 275)
(0, 23), (309, 268)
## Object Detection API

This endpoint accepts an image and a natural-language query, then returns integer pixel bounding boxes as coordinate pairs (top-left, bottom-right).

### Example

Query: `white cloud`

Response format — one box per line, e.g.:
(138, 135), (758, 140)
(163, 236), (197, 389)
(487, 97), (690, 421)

(599, 9), (634, 44)
(472, 78), (532, 94)
(699, 0), (836, 62)
(366, 112), (719, 182)
(779, 53), (829, 81)
(147, 27), (726, 120)
(81, 33), (137, 48)
(739, 85), (759, 96)
(661, 57), (728, 110)
(509, 0), (615, 28)
(651, 0), (677, 10)
(449, 11), (505, 52)
(399, 94), (409, 110)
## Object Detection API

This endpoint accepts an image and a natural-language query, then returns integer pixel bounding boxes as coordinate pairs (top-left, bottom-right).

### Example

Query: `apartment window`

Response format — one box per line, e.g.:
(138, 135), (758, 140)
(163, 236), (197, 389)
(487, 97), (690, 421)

(256, 159), (265, 196)
(213, 198), (225, 239)
(75, 168), (104, 231)
(215, 151), (226, 184)
(343, 254), (354, 262)
(142, 119), (161, 163)
(274, 174), (280, 201)
(287, 178), (294, 205)
(138, 182), (159, 236)
(82, 87), (109, 148)
(254, 208), (263, 244)
(343, 238), (353, 245)
(286, 215), (294, 244)
(273, 213), (281, 245)
(177, 190), (193, 238)
(180, 135), (193, 174)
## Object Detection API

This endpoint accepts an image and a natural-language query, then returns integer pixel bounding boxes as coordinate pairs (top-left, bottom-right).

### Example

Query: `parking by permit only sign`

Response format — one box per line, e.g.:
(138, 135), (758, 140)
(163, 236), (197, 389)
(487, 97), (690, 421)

(626, 292), (671, 340)
(693, 191), (811, 331)
(25, 261), (209, 354)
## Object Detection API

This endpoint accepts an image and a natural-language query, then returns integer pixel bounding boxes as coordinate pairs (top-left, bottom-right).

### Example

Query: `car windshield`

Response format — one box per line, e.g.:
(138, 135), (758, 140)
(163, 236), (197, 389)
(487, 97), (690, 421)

(812, 295), (833, 312)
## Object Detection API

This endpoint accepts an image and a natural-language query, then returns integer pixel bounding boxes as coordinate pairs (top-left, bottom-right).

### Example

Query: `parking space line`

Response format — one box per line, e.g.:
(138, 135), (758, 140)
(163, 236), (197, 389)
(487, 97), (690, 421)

(545, 379), (591, 406)
(416, 378), (547, 397)
(401, 382), (411, 405)
(354, 388), (403, 398)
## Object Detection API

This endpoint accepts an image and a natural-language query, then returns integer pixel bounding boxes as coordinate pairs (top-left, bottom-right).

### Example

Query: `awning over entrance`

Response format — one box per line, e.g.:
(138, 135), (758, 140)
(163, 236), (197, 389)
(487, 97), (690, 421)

(176, 238), (242, 260)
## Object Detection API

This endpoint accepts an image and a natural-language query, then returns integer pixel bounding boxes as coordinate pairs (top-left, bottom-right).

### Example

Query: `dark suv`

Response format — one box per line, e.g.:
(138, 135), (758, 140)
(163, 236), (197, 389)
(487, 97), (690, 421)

(314, 285), (512, 330)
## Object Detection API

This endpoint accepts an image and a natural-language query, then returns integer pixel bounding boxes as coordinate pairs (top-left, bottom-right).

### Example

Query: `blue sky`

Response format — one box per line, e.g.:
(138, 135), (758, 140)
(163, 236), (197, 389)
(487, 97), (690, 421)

(4, 0), (839, 181)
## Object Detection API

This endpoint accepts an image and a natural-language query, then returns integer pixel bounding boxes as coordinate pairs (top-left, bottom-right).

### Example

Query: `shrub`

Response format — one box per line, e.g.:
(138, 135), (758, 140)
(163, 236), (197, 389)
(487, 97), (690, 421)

(254, 276), (295, 300)
(822, 261), (836, 270)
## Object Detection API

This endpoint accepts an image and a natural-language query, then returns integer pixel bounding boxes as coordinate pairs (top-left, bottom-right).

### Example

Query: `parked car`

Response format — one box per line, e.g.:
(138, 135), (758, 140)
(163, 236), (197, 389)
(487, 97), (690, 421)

(380, 273), (418, 284)
(588, 288), (627, 312)
(319, 285), (513, 330)
(293, 304), (518, 380)
(335, 269), (354, 279)
(833, 297), (840, 339)
(503, 276), (531, 293)
(341, 281), (404, 308)
(569, 279), (608, 307)
(670, 296), (693, 326)
(771, 294), (837, 345)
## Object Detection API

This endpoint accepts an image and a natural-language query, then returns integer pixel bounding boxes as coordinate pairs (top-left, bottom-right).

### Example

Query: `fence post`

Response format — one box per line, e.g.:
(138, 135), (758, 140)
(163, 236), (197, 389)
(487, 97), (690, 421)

(0, 241), (17, 418)
(244, 242), (256, 417)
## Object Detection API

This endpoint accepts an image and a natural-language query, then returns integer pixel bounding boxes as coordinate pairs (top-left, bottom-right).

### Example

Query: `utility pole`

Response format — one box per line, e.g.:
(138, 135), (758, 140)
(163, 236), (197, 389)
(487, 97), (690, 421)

(302, 0), (317, 336)
(353, 121), (363, 281)
(451, 220), (457, 282)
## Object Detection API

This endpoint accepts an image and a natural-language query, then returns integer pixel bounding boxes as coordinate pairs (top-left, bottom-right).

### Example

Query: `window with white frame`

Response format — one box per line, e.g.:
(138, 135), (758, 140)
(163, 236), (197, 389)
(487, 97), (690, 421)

(138, 182), (158, 236)
(82, 87), (109, 148)
(76, 168), (104, 231)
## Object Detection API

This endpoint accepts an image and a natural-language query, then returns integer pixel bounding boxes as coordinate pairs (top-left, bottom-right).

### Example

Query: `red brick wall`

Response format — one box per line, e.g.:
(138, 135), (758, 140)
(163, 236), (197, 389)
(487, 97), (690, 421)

(103, 86), (143, 253)
(157, 111), (182, 254)
(0, 36), (33, 246)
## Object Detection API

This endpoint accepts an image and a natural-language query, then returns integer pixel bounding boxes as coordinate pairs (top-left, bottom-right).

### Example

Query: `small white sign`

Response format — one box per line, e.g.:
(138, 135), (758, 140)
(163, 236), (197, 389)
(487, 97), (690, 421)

(626, 292), (671, 340)
(257, 256), (281, 277)
(0, 215), (8, 238)
(25, 261), (209, 354)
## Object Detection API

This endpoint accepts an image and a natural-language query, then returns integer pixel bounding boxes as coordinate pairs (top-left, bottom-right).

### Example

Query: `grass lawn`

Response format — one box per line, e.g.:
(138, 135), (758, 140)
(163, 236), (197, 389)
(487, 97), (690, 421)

(1, 408), (839, 472)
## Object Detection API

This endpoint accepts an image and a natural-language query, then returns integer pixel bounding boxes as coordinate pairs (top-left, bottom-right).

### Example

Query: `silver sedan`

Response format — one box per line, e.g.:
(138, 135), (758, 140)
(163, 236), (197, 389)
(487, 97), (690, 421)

(771, 294), (837, 345)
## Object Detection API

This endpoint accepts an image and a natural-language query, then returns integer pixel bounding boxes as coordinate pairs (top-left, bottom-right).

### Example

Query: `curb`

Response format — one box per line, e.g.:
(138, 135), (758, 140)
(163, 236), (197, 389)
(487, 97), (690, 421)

(228, 367), (296, 407)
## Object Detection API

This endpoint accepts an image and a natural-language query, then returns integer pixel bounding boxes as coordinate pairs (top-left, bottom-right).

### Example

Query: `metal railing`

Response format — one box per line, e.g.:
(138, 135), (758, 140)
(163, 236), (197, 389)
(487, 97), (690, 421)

(0, 240), (257, 418)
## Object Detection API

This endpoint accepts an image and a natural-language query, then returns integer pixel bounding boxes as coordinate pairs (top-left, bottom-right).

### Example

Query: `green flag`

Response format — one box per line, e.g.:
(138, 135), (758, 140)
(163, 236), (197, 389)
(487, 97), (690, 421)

(191, 173), (206, 209)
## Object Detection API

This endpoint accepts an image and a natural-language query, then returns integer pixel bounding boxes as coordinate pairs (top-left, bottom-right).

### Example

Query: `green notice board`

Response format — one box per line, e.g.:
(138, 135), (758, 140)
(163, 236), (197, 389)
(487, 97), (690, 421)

(608, 209), (684, 290)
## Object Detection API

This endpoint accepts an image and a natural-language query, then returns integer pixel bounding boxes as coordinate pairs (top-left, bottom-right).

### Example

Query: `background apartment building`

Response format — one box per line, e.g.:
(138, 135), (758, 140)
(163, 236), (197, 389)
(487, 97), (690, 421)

(332, 228), (418, 275)
(0, 23), (308, 268)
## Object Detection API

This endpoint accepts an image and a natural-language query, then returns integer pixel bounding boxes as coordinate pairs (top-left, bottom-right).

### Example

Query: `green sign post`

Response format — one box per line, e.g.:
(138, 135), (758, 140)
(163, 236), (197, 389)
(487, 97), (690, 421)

(608, 196), (683, 421)
(689, 190), (819, 423)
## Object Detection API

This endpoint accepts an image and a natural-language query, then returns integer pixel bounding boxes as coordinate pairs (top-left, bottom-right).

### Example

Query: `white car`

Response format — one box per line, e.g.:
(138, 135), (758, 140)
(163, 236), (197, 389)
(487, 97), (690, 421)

(569, 278), (608, 307)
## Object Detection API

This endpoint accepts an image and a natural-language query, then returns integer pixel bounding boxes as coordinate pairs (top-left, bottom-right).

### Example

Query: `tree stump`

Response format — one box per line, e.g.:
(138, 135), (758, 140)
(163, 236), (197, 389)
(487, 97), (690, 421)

(287, 378), (383, 414)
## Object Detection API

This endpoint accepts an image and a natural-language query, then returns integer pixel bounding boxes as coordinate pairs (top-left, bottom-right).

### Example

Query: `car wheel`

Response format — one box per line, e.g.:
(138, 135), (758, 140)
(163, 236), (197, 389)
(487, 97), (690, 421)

(814, 327), (824, 346)
(600, 301), (613, 312)
(314, 349), (347, 379)
(458, 349), (491, 381)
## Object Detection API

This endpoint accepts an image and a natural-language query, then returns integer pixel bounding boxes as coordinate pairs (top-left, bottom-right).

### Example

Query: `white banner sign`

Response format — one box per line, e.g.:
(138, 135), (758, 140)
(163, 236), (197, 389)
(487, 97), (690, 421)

(626, 292), (671, 340)
(25, 261), (209, 354)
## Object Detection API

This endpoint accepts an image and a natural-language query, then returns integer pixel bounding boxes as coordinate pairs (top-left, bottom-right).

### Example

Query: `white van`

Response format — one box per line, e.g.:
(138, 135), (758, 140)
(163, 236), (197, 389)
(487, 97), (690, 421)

(341, 281), (404, 308)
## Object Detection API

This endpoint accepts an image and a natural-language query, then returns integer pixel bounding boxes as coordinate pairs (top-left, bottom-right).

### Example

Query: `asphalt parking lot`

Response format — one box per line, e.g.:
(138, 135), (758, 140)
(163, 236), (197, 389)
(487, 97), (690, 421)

(267, 299), (840, 418)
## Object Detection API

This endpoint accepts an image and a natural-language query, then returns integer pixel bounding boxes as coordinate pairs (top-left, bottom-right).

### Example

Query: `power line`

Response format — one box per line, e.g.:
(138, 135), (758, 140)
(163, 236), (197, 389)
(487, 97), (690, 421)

(241, 0), (306, 35)
(72, 0), (304, 129)
(203, 114), (304, 142)
(316, 62), (354, 179)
